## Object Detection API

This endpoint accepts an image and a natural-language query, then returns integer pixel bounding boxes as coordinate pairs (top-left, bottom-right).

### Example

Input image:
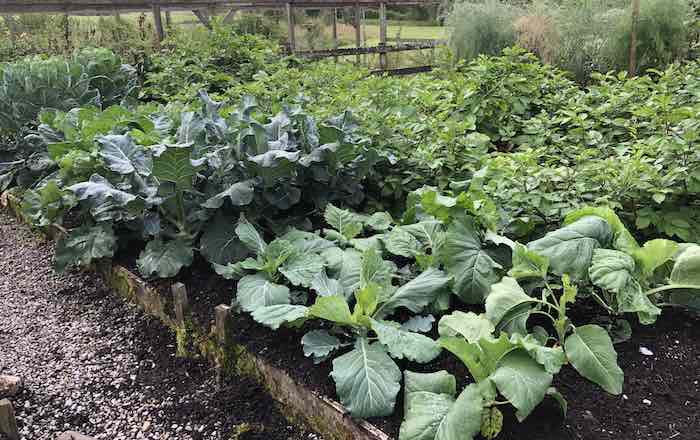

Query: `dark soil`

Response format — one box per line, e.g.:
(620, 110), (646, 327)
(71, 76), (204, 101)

(0, 211), (320, 440)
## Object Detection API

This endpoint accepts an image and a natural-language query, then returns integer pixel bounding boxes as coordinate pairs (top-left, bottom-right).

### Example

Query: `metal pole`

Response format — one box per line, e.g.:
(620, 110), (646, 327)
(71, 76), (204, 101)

(332, 8), (338, 62)
(152, 4), (165, 44)
(354, 2), (361, 64)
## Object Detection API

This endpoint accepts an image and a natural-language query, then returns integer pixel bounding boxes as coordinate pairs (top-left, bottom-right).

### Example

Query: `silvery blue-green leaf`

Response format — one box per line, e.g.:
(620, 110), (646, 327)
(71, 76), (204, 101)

(54, 224), (117, 272)
(350, 235), (384, 252)
(364, 212), (393, 231)
(202, 179), (255, 209)
(360, 248), (394, 289)
(251, 304), (308, 330)
(200, 214), (249, 265)
(435, 384), (483, 440)
(402, 220), (445, 253)
(618, 279), (661, 324)
(670, 245), (700, 285)
(528, 216), (613, 280)
(137, 238), (194, 278)
(152, 143), (197, 190)
(321, 246), (345, 272)
(370, 319), (441, 363)
(311, 270), (345, 297)
(302, 329), (344, 363)
(330, 338), (401, 418)
(438, 311), (494, 342)
(564, 324), (623, 395)
(589, 249), (636, 291)
(337, 249), (363, 295)
(235, 216), (267, 256)
(308, 295), (354, 326)
(68, 174), (136, 206)
(384, 226), (422, 257)
(281, 229), (335, 253)
(509, 243), (549, 280)
(509, 334), (566, 374)
(212, 262), (247, 280)
(97, 134), (150, 175)
(374, 268), (451, 318)
(399, 391), (455, 440)
(441, 217), (502, 303)
(324, 203), (363, 240)
(547, 387), (568, 417)
(236, 273), (290, 313)
(490, 350), (552, 421)
(403, 370), (456, 398)
(280, 253), (325, 287)
(485, 277), (536, 335)
(401, 315), (435, 333)
(564, 206), (638, 253)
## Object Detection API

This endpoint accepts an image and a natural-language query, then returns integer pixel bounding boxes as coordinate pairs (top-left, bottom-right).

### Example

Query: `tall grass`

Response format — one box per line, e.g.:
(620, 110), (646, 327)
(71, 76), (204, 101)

(447, 0), (520, 62)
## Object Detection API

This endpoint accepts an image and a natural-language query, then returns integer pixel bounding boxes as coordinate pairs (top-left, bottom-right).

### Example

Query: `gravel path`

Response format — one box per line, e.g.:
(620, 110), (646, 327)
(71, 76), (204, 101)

(0, 211), (320, 440)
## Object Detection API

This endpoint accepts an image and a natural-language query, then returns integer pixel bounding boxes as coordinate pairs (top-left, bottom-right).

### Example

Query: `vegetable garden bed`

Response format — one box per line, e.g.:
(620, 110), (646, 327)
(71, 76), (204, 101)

(0, 189), (389, 440)
(4, 188), (699, 440)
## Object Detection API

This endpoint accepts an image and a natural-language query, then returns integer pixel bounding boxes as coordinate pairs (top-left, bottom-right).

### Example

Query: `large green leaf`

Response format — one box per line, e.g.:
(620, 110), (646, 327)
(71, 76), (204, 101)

(508, 244), (549, 280)
(370, 319), (441, 363)
(589, 249), (636, 291)
(251, 304), (308, 330)
(310, 270), (345, 297)
(54, 223), (117, 272)
(200, 214), (249, 265)
(360, 248), (394, 289)
(564, 324), (623, 395)
(236, 273), (290, 313)
(485, 277), (536, 335)
(374, 268), (451, 318)
(402, 220), (445, 253)
(330, 338), (401, 418)
(235, 217), (267, 256)
(202, 179), (255, 209)
(302, 329), (344, 363)
(324, 203), (362, 240)
(384, 227), (422, 257)
(437, 311), (495, 342)
(490, 350), (552, 421)
(528, 216), (613, 280)
(398, 372), (483, 440)
(441, 217), (501, 303)
(136, 238), (194, 278)
(152, 144), (196, 189)
(632, 239), (679, 278)
(97, 134), (150, 175)
(670, 245), (700, 285)
(280, 253), (325, 287)
(308, 295), (355, 326)
(564, 206), (638, 253)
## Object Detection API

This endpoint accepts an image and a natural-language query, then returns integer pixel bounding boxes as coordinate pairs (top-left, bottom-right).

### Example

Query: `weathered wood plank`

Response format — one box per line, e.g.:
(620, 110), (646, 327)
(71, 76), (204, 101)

(0, 399), (18, 440)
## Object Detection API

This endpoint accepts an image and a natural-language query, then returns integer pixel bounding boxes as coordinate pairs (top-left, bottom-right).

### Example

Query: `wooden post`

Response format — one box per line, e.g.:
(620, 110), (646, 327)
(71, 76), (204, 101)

(172, 282), (189, 327)
(354, 2), (362, 64)
(193, 9), (212, 30)
(628, 0), (640, 77)
(332, 8), (338, 61)
(152, 4), (164, 45)
(214, 304), (232, 389)
(379, 3), (388, 70)
(0, 399), (19, 440)
(165, 10), (172, 28)
(223, 8), (239, 24)
(286, 3), (296, 53)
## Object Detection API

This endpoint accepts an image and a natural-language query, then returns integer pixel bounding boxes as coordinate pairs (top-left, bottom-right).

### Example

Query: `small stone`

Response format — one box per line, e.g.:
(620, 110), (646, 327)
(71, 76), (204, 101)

(622, 394), (628, 400)
(642, 399), (652, 405)
(0, 375), (22, 397)
(639, 346), (654, 356)
(141, 421), (151, 432)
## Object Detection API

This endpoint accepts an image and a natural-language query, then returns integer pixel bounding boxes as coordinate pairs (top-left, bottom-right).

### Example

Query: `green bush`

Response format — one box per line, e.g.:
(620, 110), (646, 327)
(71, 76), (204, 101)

(446, 0), (520, 62)
(142, 20), (283, 102)
(606, 0), (692, 73)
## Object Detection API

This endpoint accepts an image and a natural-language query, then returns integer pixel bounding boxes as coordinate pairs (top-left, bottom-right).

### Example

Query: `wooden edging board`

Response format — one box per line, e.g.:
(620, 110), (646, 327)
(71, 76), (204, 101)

(0, 189), (392, 440)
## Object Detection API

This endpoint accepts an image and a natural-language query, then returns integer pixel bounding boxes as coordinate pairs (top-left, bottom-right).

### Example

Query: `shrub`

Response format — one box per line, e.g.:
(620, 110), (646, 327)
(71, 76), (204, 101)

(142, 20), (282, 102)
(606, 0), (692, 73)
(446, 0), (520, 62)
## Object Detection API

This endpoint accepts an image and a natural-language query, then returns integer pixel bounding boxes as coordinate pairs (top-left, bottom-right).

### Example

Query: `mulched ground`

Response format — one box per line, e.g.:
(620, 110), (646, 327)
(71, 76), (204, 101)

(0, 211), (321, 440)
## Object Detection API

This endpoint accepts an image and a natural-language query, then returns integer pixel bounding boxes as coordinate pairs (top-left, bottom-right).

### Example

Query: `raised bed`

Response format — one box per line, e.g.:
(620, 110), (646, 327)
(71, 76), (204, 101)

(4, 188), (700, 440)
(1, 189), (390, 440)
